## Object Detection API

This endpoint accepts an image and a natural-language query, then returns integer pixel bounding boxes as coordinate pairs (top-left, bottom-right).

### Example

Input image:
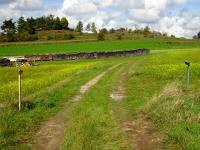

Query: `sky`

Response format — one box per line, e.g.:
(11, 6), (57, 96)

(0, 0), (200, 38)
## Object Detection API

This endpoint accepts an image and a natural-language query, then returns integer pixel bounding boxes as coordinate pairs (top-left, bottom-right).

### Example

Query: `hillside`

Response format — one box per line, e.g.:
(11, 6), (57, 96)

(0, 38), (200, 56)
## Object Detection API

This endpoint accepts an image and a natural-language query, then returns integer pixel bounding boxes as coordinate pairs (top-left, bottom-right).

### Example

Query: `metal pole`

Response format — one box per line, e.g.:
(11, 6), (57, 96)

(187, 65), (190, 93)
(19, 72), (21, 111)
(18, 70), (23, 111)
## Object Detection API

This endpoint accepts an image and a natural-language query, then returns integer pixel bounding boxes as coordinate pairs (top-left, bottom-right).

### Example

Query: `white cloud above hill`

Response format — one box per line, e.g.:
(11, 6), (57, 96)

(0, 0), (200, 38)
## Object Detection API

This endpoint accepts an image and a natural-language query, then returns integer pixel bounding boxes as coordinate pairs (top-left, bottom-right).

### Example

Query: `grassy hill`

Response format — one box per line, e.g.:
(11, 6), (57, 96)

(0, 38), (200, 56)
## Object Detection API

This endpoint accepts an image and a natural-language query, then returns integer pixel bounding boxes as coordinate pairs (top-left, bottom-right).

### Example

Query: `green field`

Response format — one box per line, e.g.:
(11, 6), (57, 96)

(0, 40), (200, 149)
(0, 39), (200, 56)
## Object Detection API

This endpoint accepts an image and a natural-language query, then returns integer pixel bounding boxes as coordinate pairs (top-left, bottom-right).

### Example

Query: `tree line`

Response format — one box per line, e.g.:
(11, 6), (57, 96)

(0, 15), (176, 42)
(0, 15), (70, 42)
(0, 15), (101, 42)
(193, 32), (200, 39)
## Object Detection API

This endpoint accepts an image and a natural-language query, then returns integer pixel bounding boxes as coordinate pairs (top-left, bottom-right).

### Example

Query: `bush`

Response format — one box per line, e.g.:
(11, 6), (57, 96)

(117, 34), (122, 40)
(100, 28), (108, 34)
(97, 32), (105, 41)
(109, 28), (115, 33)
(30, 34), (38, 41)
(64, 34), (75, 40)
(17, 32), (31, 41)
(0, 35), (7, 42)
(6, 33), (16, 42)
(16, 32), (38, 41)
(45, 35), (54, 40)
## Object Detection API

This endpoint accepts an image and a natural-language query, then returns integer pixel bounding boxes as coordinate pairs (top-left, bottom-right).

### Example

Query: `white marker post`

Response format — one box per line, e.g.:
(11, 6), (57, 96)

(18, 70), (23, 111)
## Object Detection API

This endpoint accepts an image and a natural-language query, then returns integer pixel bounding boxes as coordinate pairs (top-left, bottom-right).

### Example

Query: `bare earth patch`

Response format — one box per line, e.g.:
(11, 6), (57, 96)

(32, 65), (119, 150)
(111, 60), (163, 150)
(110, 72), (127, 102)
(121, 113), (163, 150)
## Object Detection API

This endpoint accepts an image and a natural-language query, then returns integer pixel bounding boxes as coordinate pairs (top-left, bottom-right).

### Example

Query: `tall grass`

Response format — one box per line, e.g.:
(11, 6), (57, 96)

(0, 60), (111, 149)
(0, 61), (98, 104)
(123, 50), (200, 149)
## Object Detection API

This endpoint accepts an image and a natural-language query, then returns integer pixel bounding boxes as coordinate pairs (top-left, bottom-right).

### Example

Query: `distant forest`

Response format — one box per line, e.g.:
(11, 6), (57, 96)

(0, 14), (189, 42)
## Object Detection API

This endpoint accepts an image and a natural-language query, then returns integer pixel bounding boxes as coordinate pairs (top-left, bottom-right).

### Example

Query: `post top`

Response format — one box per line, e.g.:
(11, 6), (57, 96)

(19, 70), (23, 75)
(185, 60), (190, 66)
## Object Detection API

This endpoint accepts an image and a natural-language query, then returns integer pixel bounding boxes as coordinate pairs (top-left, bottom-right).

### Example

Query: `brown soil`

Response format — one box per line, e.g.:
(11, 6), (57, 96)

(110, 72), (127, 102)
(121, 113), (163, 150)
(111, 60), (163, 150)
(32, 65), (119, 150)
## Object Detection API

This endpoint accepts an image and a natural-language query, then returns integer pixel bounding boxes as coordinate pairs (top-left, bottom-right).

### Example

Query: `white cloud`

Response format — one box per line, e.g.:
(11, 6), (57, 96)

(0, 0), (200, 38)
(61, 0), (200, 38)
(62, 0), (97, 14)
(10, 0), (44, 11)
(0, 0), (44, 25)
(0, 0), (16, 4)
(158, 11), (200, 37)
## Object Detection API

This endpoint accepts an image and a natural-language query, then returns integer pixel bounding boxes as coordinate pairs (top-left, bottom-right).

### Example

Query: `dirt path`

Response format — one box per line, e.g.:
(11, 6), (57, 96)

(110, 61), (163, 150)
(110, 71), (127, 102)
(32, 64), (119, 150)
(121, 112), (163, 150)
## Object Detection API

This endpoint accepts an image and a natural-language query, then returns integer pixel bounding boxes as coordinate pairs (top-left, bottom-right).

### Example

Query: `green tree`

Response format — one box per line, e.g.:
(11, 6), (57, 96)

(61, 17), (69, 29)
(26, 17), (36, 34)
(144, 26), (150, 33)
(91, 22), (97, 34)
(86, 23), (91, 32)
(100, 28), (108, 34)
(162, 32), (168, 37)
(75, 21), (83, 33)
(197, 32), (200, 39)
(53, 17), (62, 30)
(45, 15), (54, 30)
(109, 28), (115, 33)
(1, 19), (16, 34)
(35, 16), (46, 31)
(1, 19), (16, 42)
(97, 31), (105, 41)
(17, 17), (27, 33)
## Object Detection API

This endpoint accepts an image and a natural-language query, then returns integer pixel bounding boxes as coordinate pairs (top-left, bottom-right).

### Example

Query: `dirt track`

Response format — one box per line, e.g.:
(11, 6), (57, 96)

(32, 65), (119, 150)
(110, 60), (163, 150)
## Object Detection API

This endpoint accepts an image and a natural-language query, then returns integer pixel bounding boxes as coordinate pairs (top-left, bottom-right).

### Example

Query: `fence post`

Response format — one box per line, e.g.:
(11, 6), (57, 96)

(18, 70), (23, 111)
(185, 61), (190, 93)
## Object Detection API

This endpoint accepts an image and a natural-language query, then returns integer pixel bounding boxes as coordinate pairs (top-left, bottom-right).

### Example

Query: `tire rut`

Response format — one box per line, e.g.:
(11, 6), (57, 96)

(32, 64), (119, 150)
(111, 60), (164, 150)
(121, 112), (163, 150)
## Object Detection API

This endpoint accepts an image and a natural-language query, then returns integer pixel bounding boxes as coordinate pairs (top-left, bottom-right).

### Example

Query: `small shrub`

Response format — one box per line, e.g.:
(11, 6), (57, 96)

(64, 34), (75, 40)
(17, 32), (31, 41)
(6, 33), (16, 42)
(30, 34), (38, 41)
(117, 34), (122, 40)
(45, 35), (54, 40)
(97, 32), (105, 41)
(100, 28), (108, 34)
(0, 35), (7, 42)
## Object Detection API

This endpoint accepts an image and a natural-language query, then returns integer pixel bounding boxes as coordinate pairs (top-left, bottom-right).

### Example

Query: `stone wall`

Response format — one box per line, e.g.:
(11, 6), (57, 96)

(0, 58), (11, 67)
(25, 49), (150, 62)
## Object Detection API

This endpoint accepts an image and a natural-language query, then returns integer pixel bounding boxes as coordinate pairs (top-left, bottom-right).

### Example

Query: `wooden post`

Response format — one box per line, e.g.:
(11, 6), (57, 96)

(18, 70), (23, 111)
